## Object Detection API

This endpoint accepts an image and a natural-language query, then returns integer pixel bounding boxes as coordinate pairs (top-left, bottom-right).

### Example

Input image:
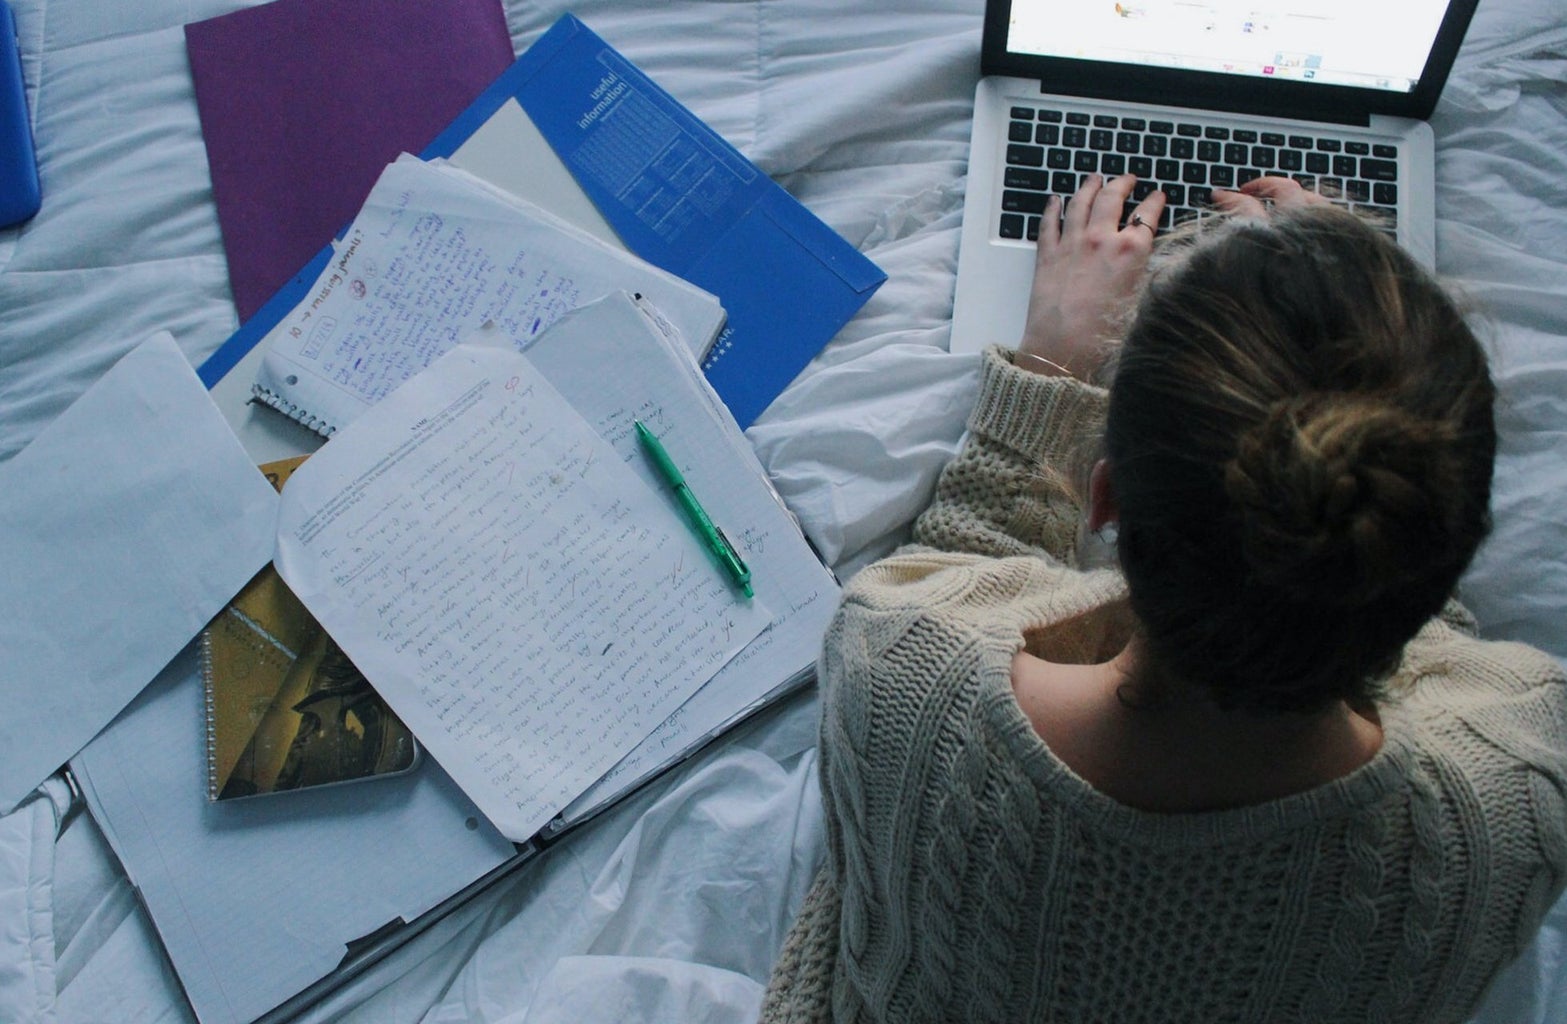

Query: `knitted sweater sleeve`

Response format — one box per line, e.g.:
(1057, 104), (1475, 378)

(913, 346), (1108, 565)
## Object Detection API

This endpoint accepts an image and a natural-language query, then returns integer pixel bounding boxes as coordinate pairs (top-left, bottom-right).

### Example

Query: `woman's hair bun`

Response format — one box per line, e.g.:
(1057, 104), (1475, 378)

(1223, 393), (1464, 608)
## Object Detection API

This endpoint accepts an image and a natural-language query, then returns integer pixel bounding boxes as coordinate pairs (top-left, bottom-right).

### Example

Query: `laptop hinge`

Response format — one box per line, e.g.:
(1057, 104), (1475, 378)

(1033, 80), (1376, 130)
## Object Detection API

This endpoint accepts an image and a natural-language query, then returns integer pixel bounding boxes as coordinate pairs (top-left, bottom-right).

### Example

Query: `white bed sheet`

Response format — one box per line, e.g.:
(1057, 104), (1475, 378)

(1, 1), (1564, 1022)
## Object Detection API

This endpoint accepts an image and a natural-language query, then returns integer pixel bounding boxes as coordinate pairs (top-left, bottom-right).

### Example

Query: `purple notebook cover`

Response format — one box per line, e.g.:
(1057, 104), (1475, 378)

(185, 0), (515, 322)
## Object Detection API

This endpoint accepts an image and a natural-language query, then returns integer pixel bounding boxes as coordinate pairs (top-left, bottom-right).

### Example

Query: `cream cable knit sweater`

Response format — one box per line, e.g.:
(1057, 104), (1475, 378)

(759, 346), (1567, 1024)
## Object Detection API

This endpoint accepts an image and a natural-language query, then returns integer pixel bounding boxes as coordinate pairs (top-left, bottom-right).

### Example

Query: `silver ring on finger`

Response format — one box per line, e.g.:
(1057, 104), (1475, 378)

(1126, 213), (1157, 237)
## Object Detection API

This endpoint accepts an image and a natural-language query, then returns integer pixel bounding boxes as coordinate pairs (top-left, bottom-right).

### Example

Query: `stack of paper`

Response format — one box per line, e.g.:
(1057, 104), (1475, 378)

(248, 155), (727, 439)
(72, 292), (839, 1023)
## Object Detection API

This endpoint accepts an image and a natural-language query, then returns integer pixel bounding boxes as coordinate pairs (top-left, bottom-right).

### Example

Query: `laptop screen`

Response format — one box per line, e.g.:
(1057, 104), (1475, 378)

(1007, 2), (1450, 94)
(983, 0), (1478, 122)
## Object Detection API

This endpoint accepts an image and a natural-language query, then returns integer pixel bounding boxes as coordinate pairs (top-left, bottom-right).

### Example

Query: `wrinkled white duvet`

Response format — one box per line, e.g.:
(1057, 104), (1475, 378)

(2, 0), (1564, 1021)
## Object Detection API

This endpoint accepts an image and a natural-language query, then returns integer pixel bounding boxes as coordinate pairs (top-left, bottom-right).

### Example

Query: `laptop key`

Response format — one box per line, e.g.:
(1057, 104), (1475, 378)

(1373, 182), (1398, 206)
(1002, 190), (1048, 214)
(1004, 167), (1051, 190)
(1075, 150), (1100, 172)
(1009, 121), (1034, 142)
(1129, 156), (1153, 178)
(999, 213), (1026, 239)
(1010, 107), (1035, 120)
(1360, 158), (1398, 181)
(1046, 147), (1072, 169)
(1035, 123), (1060, 145)
(1007, 144), (1045, 167)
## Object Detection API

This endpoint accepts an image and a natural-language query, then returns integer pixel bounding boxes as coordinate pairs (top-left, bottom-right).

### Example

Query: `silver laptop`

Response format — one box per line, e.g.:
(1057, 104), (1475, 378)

(950, 0), (1479, 355)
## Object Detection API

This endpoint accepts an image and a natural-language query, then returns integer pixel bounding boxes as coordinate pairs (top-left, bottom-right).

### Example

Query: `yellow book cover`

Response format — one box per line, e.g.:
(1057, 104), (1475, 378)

(200, 456), (419, 800)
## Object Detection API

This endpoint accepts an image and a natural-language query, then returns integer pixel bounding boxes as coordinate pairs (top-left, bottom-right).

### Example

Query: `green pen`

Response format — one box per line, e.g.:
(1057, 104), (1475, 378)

(634, 420), (754, 598)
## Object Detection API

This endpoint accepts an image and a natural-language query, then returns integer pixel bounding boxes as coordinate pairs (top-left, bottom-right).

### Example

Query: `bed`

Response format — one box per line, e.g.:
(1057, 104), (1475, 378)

(2, 0), (1564, 1021)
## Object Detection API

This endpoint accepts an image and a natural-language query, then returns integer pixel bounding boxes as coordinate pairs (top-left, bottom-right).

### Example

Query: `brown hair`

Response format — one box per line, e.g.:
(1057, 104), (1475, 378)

(1106, 206), (1495, 713)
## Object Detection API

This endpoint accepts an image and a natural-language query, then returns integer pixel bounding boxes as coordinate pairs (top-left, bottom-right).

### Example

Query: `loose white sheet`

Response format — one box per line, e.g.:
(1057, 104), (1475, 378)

(1, 0), (1564, 1022)
(273, 342), (770, 842)
(0, 332), (277, 813)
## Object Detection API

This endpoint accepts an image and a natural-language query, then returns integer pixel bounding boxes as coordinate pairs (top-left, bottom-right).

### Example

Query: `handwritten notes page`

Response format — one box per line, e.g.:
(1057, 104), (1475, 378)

(252, 154), (724, 436)
(510, 294), (841, 821)
(272, 343), (769, 842)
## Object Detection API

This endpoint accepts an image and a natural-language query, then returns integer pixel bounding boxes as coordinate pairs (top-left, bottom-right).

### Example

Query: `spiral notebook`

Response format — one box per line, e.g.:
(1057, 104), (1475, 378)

(201, 455), (420, 801)
(248, 155), (725, 438)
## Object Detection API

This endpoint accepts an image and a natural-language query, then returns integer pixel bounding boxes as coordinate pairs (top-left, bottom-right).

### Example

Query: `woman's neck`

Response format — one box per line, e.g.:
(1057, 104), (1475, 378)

(1011, 643), (1385, 813)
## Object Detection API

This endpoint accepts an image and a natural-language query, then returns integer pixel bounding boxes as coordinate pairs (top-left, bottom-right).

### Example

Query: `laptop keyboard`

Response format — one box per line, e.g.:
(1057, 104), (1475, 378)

(998, 105), (1401, 242)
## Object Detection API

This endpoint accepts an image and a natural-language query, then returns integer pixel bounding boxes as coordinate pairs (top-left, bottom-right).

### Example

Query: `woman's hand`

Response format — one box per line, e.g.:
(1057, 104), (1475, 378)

(1017, 174), (1165, 380)
(1211, 175), (1330, 217)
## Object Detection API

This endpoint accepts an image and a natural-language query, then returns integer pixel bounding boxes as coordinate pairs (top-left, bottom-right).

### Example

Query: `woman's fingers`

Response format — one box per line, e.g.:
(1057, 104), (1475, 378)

(1241, 174), (1330, 208)
(1124, 187), (1166, 243)
(1211, 188), (1271, 218)
(1040, 193), (1063, 249)
(1062, 172), (1102, 234)
(1214, 175), (1331, 218)
(1090, 173), (1137, 232)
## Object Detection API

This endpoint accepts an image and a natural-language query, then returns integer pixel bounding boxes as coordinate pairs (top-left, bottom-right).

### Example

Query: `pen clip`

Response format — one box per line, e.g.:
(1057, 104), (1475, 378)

(715, 527), (749, 573)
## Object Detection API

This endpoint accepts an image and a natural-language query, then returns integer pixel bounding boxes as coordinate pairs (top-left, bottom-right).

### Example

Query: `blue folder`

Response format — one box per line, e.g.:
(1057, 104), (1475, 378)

(200, 13), (885, 429)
